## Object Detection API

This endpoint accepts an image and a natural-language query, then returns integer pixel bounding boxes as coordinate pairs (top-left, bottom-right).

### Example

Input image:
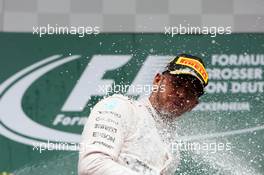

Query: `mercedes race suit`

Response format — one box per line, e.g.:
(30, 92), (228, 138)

(78, 94), (180, 175)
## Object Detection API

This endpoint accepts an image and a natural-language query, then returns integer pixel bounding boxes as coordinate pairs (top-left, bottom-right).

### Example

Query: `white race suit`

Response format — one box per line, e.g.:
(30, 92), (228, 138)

(78, 94), (180, 175)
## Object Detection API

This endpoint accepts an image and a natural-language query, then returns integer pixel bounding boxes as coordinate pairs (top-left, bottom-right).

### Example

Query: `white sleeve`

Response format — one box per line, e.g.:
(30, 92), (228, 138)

(78, 96), (139, 175)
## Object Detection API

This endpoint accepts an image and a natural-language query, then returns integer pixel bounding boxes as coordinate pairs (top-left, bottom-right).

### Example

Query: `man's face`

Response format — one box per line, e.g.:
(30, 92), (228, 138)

(152, 72), (202, 117)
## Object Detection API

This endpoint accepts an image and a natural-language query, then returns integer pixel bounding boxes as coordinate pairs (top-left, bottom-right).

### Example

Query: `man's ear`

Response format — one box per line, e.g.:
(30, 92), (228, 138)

(153, 73), (163, 85)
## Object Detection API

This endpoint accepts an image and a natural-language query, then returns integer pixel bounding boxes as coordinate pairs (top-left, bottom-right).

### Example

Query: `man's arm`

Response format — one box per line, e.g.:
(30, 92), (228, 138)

(79, 153), (139, 175)
(78, 96), (138, 175)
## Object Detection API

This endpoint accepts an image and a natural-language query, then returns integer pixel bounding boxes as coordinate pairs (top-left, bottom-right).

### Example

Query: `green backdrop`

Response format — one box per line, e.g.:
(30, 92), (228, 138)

(0, 33), (263, 175)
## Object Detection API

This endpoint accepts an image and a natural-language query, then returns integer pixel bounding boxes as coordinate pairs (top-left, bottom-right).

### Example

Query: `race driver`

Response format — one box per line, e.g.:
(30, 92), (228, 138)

(78, 53), (209, 175)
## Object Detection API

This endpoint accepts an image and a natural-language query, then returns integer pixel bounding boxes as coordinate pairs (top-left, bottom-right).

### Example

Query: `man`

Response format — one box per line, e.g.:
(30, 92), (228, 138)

(78, 54), (209, 175)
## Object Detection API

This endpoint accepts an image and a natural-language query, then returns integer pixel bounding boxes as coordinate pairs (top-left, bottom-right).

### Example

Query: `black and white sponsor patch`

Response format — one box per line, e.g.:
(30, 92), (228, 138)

(94, 124), (117, 133)
(92, 132), (115, 143)
(92, 141), (114, 149)
(95, 117), (119, 125)
(98, 111), (121, 118)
